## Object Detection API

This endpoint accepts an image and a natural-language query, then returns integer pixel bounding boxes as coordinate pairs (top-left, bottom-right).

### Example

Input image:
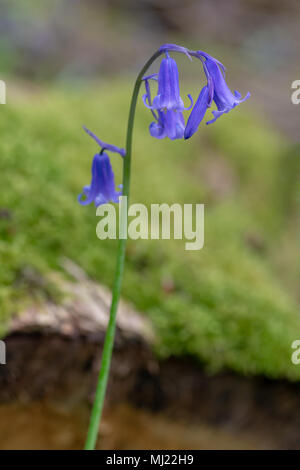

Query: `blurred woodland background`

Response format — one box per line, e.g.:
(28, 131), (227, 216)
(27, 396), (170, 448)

(0, 0), (299, 449)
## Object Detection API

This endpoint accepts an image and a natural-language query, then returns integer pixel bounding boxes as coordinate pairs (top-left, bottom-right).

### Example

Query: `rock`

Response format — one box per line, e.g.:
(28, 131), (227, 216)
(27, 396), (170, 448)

(10, 258), (154, 344)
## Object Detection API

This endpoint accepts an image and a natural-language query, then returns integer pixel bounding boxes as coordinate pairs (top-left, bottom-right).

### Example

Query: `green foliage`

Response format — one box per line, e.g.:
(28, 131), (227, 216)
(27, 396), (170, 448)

(0, 81), (299, 379)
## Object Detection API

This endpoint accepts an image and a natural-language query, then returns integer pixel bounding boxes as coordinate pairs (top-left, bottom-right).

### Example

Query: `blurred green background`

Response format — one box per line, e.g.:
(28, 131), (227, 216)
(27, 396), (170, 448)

(0, 0), (300, 390)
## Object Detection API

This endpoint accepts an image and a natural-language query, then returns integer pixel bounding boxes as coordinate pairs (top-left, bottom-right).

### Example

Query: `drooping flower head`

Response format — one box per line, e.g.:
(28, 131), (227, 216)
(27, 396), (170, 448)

(204, 58), (251, 125)
(184, 51), (250, 138)
(78, 127), (123, 207)
(142, 44), (250, 140)
(143, 74), (185, 140)
(78, 152), (122, 207)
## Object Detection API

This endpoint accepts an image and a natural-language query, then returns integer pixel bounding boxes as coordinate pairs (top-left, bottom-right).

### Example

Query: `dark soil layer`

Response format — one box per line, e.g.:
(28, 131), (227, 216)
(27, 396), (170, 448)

(1, 331), (300, 449)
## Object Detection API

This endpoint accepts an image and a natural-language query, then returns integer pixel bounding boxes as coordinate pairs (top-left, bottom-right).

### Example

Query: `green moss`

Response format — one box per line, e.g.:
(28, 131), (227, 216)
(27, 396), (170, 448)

(0, 81), (299, 379)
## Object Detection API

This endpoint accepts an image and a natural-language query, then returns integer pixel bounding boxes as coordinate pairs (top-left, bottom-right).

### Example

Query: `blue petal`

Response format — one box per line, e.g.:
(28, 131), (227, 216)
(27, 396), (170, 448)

(152, 56), (185, 111)
(142, 77), (159, 119)
(150, 55), (194, 112)
(83, 126), (126, 157)
(78, 185), (93, 206)
(149, 109), (184, 140)
(206, 109), (228, 125)
(205, 59), (235, 108)
(149, 110), (167, 139)
(78, 153), (122, 207)
(142, 73), (158, 81)
(184, 86), (210, 139)
(206, 59), (250, 112)
(192, 51), (226, 74)
(164, 110), (185, 140)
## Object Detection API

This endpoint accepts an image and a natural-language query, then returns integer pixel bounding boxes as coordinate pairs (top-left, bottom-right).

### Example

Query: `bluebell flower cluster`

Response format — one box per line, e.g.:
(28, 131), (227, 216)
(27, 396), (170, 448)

(143, 44), (250, 140)
(79, 44), (250, 207)
(78, 126), (124, 207)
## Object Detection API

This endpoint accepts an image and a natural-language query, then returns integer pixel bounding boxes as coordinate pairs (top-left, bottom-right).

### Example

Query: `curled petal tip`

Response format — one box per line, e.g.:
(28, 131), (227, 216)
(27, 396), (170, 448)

(185, 94), (194, 110)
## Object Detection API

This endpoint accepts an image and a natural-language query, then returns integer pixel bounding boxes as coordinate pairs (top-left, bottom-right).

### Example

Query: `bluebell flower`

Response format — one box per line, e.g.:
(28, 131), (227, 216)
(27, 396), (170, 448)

(204, 58), (251, 125)
(143, 74), (185, 140)
(143, 43), (250, 140)
(146, 53), (193, 112)
(78, 127), (123, 207)
(78, 152), (122, 207)
(184, 86), (210, 139)
(184, 52), (250, 138)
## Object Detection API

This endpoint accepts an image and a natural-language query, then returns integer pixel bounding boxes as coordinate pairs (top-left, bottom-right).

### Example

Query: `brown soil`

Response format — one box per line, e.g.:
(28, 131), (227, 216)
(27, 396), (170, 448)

(0, 402), (265, 450)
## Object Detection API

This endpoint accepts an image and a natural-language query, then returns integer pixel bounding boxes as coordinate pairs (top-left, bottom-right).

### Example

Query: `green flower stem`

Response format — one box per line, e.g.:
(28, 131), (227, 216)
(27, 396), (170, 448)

(84, 49), (162, 450)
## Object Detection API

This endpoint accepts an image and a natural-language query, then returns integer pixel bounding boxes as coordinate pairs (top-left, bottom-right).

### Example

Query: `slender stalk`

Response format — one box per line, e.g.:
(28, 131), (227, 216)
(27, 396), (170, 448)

(84, 49), (162, 450)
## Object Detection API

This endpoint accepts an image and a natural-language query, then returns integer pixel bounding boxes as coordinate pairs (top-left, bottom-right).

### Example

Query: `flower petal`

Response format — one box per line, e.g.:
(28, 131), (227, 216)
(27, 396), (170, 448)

(184, 86), (210, 139)
(192, 51), (226, 74)
(83, 126), (126, 157)
(164, 110), (185, 140)
(78, 153), (122, 207)
(152, 55), (185, 111)
(149, 110), (167, 139)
